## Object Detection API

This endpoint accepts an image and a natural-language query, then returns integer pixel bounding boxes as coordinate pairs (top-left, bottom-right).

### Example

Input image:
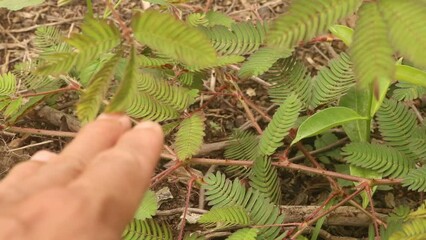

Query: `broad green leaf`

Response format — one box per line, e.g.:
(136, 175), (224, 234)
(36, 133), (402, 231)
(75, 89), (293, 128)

(132, 10), (217, 68)
(106, 47), (138, 113)
(329, 25), (353, 46)
(396, 65), (426, 87)
(0, 0), (44, 10)
(134, 190), (158, 220)
(291, 107), (367, 145)
(339, 87), (371, 142)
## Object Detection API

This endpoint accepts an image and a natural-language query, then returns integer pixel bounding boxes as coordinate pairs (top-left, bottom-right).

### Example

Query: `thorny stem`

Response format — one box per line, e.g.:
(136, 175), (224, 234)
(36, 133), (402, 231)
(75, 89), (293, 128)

(150, 161), (184, 187)
(178, 177), (197, 240)
(365, 184), (381, 239)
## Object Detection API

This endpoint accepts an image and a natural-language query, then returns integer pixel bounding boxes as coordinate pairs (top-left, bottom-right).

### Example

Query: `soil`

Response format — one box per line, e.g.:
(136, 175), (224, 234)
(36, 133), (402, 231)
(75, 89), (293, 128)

(0, 1), (424, 239)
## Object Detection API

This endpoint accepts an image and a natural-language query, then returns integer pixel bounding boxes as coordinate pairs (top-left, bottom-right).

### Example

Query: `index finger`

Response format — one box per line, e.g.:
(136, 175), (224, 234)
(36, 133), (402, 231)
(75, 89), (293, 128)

(68, 121), (164, 230)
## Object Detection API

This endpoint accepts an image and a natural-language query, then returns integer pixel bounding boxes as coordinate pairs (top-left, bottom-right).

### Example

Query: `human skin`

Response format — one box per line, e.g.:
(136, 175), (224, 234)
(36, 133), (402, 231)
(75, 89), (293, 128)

(0, 114), (164, 240)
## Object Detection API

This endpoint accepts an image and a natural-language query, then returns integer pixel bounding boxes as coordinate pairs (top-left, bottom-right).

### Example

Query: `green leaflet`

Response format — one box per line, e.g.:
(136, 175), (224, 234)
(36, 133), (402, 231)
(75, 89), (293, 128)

(350, 2), (395, 90)
(106, 47), (138, 113)
(267, 0), (362, 49)
(379, 0), (426, 69)
(203, 172), (286, 239)
(403, 166), (426, 192)
(329, 25), (353, 46)
(310, 52), (355, 108)
(132, 10), (217, 68)
(396, 65), (426, 88)
(174, 113), (205, 161)
(259, 93), (301, 155)
(35, 52), (77, 76)
(122, 219), (173, 240)
(0, 73), (17, 96)
(249, 156), (281, 204)
(186, 13), (208, 27)
(292, 107), (368, 145)
(205, 11), (234, 28)
(227, 228), (259, 240)
(77, 54), (120, 124)
(3, 97), (23, 118)
(0, 0), (44, 10)
(198, 205), (250, 228)
(238, 47), (292, 78)
(133, 190), (158, 221)
(342, 142), (412, 178)
(200, 22), (267, 56)
(66, 17), (121, 70)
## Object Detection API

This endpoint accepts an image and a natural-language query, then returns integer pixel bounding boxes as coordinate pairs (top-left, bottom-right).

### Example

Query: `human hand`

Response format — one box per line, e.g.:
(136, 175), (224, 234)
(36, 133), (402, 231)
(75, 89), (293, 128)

(0, 114), (164, 240)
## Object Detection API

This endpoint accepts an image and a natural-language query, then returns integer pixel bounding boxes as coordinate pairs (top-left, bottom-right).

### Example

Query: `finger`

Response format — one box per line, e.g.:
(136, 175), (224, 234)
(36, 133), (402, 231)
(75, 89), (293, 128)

(68, 121), (163, 230)
(1, 114), (132, 202)
(0, 151), (57, 188)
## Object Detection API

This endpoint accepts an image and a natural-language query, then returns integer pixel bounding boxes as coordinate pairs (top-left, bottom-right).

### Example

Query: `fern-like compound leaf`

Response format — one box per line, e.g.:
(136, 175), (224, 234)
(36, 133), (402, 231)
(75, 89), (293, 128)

(106, 48), (138, 113)
(259, 94), (302, 156)
(66, 17), (120, 70)
(205, 11), (234, 28)
(0, 73), (16, 96)
(379, 0), (426, 69)
(376, 99), (421, 161)
(390, 218), (426, 239)
(126, 92), (179, 121)
(226, 228), (259, 240)
(35, 52), (77, 76)
(175, 113), (205, 161)
(186, 13), (208, 27)
(310, 52), (355, 108)
(34, 26), (71, 54)
(132, 10), (217, 68)
(265, 57), (312, 107)
(77, 54), (120, 124)
(403, 166), (426, 192)
(203, 172), (286, 239)
(198, 205), (250, 228)
(342, 142), (412, 178)
(250, 156), (281, 204)
(122, 218), (173, 240)
(3, 97), (23, 118)
(137, 55), (174, 68)
(224, 130), (258, 178)
(200, 22), (266, 56)
(134, 190), (158, 221)
(392, 82), (426, 101)
(267, 0), (362, 49)
(238, 47), (292, 78)
(350, 2), (395, 89)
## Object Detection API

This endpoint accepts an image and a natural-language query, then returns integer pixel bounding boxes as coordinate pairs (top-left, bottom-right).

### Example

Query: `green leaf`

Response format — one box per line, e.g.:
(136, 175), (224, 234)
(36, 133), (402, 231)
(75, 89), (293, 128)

(106, 47), (138, 113)
(198, 205), (250, 228)
(77, 54), (120, 124)
(396, 65), (426, 88)
(35, 52), (77, 76)
(134, 190), (158, 221)
(329, 25), (353, 46)
(122, 219), (173, 240)
(175, 113), (205, 161)
(350, 2), (395, 90)
(267, 0), (362, 49)
(0, 72), (17, 96)
(239, 47), (292, 78)
(227, 228), (259, 240)
(379, 0), (426, 69)
(205, 11), (234, 28)
(3, 97), (23, 118)
(132, 10), (217, 68)
(0, 0), (44, 10)
(292, 107), (367, 145)
(66, 17), (121, 70)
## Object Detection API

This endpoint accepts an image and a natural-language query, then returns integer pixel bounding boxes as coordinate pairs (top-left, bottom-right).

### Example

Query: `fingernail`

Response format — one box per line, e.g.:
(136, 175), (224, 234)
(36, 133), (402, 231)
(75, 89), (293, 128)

(134, 121), (163, 135)
(31, 150), (56, 162)
(97, 113), (131, 128)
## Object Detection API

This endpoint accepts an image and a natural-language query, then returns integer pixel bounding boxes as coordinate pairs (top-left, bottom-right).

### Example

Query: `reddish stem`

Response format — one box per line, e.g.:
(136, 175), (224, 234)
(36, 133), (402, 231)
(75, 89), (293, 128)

(177, 177), (197, 240)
